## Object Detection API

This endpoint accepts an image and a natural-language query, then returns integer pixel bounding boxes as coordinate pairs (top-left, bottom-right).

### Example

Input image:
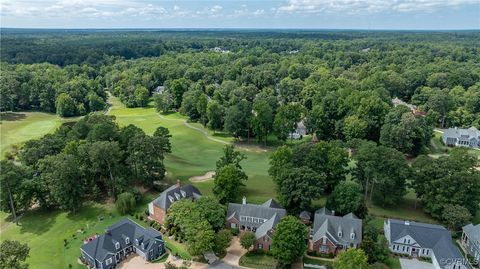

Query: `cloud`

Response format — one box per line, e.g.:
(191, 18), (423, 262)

(277, 0), (479, 14)
(1, 0), (167, 19)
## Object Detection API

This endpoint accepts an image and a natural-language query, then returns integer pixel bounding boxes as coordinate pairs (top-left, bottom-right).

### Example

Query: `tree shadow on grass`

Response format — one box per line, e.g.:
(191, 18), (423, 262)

(18, 208), (57, 235)
(0, 112), (27, 122)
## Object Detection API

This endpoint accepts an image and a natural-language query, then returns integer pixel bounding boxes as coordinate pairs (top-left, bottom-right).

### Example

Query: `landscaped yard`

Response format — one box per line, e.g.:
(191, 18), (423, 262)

(0, 192), (159, 269)
(239, 251), (278, 269)
(0, 111), (78, 158)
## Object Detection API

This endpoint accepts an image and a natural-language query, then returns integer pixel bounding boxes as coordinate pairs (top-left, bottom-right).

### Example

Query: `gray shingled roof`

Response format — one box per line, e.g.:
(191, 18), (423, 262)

(227, 199), (286, 239)
(81, 218), (163, 263)
(463, 223), (480, 246)
(152, 184), (201, 211)
(444, 127), (480, 140)
(387, 219), (464, 268)
(299, 211), (311, 220)
(312, 208), (362, 245)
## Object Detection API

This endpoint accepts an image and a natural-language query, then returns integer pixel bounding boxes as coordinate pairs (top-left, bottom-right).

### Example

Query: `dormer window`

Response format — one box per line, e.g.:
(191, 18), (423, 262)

(180, 190), (186, 197)
(350, 232), (355, 239)
(125, 237), (130, 244)
(141, 242), (145, 249)
(115, 242), (120, 250)
(135, 239), (139, 245)
(338, 231), (343, 237)
(174, 192), (180, 200)
(168, 195), (174, 203)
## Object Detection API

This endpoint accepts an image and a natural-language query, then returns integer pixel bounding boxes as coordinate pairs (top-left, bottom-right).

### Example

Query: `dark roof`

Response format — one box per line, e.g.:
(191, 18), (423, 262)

(387, 219), (464, 268)
(227, 199), (286, 239)
(152, 184), (202, 211)
(299, 211), (311, 220)
(312, 208), (362, 245)
(81, 218), (163, 263)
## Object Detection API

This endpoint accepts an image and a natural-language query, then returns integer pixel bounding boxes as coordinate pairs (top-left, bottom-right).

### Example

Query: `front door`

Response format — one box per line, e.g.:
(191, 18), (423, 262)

(411, 248), (419, 257)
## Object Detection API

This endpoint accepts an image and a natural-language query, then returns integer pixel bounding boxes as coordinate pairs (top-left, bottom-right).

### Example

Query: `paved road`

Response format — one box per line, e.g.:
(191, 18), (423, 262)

(399, 258), (435, 269)
(208, 262), (240, 269)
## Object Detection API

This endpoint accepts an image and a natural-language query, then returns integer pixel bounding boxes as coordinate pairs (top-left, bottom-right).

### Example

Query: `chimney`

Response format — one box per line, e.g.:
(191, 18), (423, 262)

(331, 210), (335, 216)
(242, 196), (246, 204)
(176, 179), (181, 188)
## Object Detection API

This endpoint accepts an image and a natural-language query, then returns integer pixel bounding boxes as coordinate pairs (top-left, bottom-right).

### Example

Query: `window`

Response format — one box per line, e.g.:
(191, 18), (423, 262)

(258, 244), (263, 249)
(115, 242), (120, 250)
(350, 233), (355, 239)
(230, 223), (237, 228)
(338, 231), (342, 237)
(180, 190), (186, 197)
(263, 237), (268, 242)
(106, 258), (113, 265)
(125, 237), (130, 244)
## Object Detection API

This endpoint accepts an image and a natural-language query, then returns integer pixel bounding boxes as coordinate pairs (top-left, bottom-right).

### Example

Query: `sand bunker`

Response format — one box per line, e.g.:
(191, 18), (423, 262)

(189, 171), (216, 182)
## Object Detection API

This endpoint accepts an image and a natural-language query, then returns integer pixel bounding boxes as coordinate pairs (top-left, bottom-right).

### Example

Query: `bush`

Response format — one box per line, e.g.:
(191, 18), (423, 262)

(116, 192), (136, 215)
(231, 227), (240, 236)
(145, 209), (150, 216)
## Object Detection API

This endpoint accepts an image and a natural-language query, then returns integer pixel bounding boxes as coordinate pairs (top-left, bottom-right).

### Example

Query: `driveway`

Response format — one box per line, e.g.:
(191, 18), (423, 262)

(399, 258), (435, 269)
(117, 254), (207, 269)
(208, 261), (241, 269)
(222, 236), (247, 266)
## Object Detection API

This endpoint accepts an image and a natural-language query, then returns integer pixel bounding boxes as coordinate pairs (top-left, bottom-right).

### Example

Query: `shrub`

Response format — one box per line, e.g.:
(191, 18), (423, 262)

(231, 227), (240, 236)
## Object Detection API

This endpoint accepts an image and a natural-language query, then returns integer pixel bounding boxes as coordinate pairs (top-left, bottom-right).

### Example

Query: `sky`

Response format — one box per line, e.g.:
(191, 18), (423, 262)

(1, 0), (479, 30)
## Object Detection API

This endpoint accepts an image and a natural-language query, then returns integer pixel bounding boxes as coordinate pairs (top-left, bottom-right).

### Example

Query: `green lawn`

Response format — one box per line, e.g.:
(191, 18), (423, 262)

(303, 256), (333, 268)
(239, 251), (278, 269)
(0, 192), (159, 269)
(108, 95), (275, 204)
(0, 111), (78, 158)
(385, 256), (402, 269)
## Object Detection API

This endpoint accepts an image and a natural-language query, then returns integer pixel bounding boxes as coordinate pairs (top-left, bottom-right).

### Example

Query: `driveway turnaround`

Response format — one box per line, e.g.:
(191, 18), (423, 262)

(399, 258), (435, 269)
(222, 236), (247, 266)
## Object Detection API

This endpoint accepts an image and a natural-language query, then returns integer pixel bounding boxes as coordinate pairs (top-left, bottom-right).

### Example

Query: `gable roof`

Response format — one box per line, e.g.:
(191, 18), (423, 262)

(227, 199), (286, 239)
(81, 218), (163, 263)
(312, 208), (362, 245)
(152, 183), (202, 211)
(463, 223), (480, 247)
(386, 219), (464, 268)
(444, 127), (480, 140)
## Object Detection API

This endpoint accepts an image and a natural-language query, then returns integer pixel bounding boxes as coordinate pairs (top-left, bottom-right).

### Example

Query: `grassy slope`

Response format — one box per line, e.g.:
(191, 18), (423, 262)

(108, 95), (275, 204)
(0, 112), (78, 157)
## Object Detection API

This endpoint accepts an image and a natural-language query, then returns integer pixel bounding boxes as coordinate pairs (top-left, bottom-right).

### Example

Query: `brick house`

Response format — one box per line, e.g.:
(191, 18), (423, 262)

(226, 197), (286, 251)
(148, 180), (201, 225)
(309, 208), (362, 255)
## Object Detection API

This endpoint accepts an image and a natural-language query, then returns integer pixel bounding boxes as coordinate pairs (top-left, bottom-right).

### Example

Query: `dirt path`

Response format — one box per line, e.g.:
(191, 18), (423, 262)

(158, 114), (231, 145)
(189, 171), (216, 182)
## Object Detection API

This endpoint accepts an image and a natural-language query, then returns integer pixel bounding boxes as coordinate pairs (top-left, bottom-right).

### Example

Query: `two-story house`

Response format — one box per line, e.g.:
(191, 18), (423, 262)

(226, 197), (286, 251)
(148, 180), (202, 225)
(384, 219), (467, 269)
(309, 207), (362, 255)
(442, 127), (480, 149)
(80, 218), (165, 269)
(462, 223), (480, 266)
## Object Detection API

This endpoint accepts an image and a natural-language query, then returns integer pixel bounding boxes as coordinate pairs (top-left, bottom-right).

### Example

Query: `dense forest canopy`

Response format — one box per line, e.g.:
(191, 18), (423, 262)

(1, 30), (479, 147)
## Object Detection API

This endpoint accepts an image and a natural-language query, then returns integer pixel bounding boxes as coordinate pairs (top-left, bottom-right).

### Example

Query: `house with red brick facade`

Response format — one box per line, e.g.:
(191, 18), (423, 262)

(226, 197), (286, 251)
(309, 207), (362, 255)
(148, 180), (202, 225)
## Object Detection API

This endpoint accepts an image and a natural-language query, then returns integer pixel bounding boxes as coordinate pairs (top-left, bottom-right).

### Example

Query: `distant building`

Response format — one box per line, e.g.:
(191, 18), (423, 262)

(309, 207), (362, 255)
(391, 97), (425, 116)
(212, 47), (230, 53)
(80, 218), (165, 269)
(442, 127), (480, 149)
(384, 219), (467, 269)
(153, 85), (165, 94)
(289, 121), (307, 140)
(299, 210), (312, 224)
(462, 223), (480, 265)
(148, 180), (202, 224)
(226, 197), (286, 251)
